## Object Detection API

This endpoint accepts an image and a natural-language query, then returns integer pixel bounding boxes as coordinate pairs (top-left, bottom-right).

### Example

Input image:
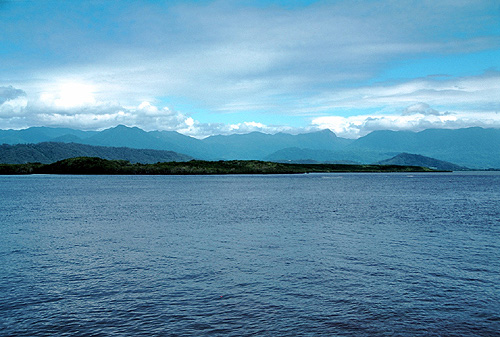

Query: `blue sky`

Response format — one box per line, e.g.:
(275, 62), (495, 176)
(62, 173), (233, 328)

(1, 0), (499, 138)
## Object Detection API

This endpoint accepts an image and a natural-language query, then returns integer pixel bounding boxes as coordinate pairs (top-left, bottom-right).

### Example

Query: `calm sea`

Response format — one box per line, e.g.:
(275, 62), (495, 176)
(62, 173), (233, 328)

(1, 173), (499, 336)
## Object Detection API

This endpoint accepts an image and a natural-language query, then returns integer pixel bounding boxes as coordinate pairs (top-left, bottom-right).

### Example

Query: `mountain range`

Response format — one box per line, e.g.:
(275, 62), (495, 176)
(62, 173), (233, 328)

(1, 125), (500, 169)
(0, 142), (192, 164)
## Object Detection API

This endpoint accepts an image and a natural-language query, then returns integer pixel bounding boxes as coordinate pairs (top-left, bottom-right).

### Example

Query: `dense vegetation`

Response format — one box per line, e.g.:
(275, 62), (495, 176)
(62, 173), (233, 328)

(0, 157), (439, 175)
(376, 153), (469, 171)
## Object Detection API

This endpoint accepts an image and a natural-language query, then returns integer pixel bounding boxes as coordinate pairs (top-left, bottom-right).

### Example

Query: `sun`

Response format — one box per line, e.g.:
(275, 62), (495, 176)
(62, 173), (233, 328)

(53, 82), (96, 109)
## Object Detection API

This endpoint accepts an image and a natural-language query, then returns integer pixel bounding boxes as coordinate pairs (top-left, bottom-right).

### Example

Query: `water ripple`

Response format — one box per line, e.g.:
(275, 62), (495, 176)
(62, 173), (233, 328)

(1, 173), (499, 336)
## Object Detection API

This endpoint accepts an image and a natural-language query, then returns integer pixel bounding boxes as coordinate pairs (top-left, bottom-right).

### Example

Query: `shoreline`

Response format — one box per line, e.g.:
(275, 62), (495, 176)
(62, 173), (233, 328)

(0, 157), (444, 175)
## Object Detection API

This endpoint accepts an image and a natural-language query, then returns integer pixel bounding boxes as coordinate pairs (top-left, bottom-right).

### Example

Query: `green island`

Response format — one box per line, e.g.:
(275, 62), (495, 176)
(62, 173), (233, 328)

(0, 156), (443, 175)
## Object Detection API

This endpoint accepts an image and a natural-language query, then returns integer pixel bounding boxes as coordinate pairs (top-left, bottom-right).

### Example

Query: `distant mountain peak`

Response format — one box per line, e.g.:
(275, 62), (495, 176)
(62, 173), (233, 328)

(109, 124), (141, 131)
(317, 128), (336, 135)
(100, 125), (147, 135)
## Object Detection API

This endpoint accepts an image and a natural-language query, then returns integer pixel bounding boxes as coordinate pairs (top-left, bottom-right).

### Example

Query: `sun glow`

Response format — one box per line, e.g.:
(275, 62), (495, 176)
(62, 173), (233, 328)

(40, 82), (97, 109)
(56, 82), (96, 108)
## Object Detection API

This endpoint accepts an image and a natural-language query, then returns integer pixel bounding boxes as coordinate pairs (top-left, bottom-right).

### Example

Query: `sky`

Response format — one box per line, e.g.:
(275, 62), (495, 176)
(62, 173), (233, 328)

(1, 0), (499, 138)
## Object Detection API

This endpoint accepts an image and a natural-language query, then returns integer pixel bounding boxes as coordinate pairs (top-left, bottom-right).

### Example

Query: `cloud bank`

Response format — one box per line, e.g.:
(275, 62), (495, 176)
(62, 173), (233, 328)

(2, 70), (500, 139)
(0, 84), (299, 137)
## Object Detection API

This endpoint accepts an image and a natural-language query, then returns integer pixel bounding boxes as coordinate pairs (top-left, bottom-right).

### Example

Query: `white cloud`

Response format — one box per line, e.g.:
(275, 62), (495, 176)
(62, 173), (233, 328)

(0, 88), (294, 137)
(0, 96), (28, 117)
(0, 86), (26, 104)
(176, 120), (299, 139)
(36, 110), (132, 129)
(2, 78), (500, 140)
(312, 108), (500, 138)
(137, 101), (161, 116)
(0, 86), (28, 117)
(402, 103), (442, 116)
(310, 71), (500, 112)
(31, 98), (196, 132)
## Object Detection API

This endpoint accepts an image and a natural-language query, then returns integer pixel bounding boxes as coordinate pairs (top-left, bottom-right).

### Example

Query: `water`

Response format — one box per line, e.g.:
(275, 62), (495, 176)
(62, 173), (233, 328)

(0, 173), (499, 336)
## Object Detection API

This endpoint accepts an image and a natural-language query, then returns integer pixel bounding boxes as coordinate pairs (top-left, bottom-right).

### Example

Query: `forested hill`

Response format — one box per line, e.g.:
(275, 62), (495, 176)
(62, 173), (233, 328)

(0, 157), (439, 175)
(0, 142), (192, 164)
(376, 153), (469, 171)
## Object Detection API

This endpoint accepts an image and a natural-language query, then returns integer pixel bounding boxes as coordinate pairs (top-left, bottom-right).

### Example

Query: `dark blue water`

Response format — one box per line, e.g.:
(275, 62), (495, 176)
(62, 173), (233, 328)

(1, 173), (499, 336)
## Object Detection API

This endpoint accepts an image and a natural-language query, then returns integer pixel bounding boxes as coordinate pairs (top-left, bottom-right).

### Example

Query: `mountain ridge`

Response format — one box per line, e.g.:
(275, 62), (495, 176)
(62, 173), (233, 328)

(1, 125), (500, 168)
(0, 142), (192, 164)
